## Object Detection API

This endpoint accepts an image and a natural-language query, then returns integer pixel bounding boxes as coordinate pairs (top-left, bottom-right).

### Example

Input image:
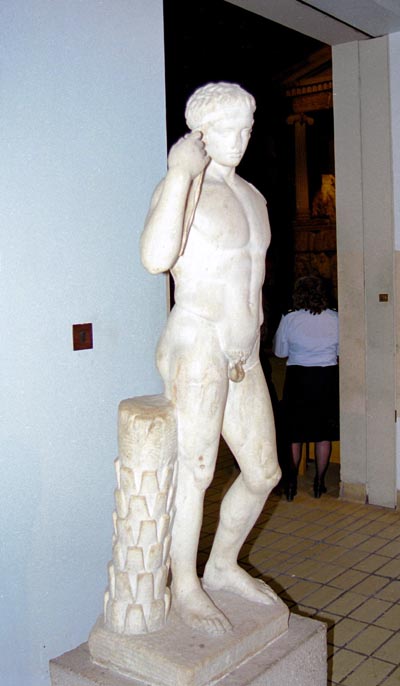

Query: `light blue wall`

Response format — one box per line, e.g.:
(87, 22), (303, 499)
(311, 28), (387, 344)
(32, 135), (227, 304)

(0, 1), (167, 684)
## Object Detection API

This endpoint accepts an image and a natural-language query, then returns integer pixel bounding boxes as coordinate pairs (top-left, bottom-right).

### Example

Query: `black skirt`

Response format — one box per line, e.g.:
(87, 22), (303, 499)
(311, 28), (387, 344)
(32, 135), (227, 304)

(281, 365), (339, 443)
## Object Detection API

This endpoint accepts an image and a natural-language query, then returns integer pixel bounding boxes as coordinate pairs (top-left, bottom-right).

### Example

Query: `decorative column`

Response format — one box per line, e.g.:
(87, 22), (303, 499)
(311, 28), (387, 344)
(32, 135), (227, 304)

(287, 113), (314, 222)
(90, 394), (177, 644)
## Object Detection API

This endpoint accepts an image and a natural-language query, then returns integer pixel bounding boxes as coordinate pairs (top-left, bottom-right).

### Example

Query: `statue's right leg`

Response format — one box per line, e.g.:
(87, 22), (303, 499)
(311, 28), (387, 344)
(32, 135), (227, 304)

(156, 309), (232, 634)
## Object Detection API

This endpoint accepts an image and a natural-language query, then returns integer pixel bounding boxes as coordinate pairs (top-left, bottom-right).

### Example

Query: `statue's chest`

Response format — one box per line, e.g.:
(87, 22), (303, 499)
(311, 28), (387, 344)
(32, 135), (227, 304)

(193, 183), (253, 250)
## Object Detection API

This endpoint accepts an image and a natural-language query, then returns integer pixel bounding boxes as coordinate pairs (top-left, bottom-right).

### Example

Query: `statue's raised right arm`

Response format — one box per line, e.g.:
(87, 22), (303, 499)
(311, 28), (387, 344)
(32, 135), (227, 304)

(140, 131), (209, 275)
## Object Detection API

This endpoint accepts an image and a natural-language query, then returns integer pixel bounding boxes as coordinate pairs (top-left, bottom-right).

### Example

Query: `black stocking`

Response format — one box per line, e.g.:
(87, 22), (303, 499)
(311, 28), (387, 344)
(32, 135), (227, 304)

(315, 440), (332, 484)
(285, 442), (302, 500)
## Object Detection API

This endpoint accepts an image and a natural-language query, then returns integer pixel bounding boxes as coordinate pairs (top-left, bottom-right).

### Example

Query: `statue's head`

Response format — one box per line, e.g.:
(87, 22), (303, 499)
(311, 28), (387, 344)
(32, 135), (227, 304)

(185, 82), (256, 131)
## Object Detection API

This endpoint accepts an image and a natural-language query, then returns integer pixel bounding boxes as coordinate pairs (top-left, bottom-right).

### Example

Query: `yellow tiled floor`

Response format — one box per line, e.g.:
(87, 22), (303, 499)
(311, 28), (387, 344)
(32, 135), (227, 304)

(198, 440), (400, 686)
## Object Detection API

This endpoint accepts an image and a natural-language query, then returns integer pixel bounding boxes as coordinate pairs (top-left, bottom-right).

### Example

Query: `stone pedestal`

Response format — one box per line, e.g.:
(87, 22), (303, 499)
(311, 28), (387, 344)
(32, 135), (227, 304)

(50, 603), (327, 686)
(88, 590), (289, 685)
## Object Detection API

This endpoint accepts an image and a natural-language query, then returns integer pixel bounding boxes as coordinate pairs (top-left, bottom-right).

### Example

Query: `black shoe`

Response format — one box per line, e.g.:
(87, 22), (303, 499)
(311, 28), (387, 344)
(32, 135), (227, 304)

(313, 478), (327, 498)
(285, 480), (297, 502)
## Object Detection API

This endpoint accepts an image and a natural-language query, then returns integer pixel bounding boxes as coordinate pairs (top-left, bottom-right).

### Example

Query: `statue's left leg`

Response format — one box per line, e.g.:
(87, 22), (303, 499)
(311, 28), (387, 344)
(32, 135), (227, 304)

(203, 362), (282, 604)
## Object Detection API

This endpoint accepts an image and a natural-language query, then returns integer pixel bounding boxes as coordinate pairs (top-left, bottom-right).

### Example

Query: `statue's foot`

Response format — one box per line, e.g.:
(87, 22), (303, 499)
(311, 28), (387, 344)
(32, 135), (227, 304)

(203, 562), (279, 605)
(172, 584), (232, 635)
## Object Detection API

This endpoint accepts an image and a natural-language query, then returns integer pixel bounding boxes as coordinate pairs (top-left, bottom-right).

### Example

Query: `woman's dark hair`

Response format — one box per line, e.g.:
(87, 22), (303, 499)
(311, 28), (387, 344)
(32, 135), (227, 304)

(292, 276), (329, 315)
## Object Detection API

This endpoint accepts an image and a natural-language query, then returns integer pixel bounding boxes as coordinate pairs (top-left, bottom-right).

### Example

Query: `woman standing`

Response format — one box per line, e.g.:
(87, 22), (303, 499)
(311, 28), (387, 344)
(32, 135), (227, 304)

(274, 276), (339, 501)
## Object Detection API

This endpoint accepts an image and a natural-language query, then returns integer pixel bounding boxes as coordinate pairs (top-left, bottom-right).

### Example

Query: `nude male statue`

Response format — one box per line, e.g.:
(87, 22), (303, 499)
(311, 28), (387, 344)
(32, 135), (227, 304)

(140, 82), (281, 635)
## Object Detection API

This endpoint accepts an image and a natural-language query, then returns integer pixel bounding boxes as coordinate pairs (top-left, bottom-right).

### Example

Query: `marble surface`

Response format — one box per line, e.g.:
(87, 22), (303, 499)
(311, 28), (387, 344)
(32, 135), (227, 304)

(89, 589), (289, 685)
(101, 396), (177, 635)
(52, 613), (326, 686)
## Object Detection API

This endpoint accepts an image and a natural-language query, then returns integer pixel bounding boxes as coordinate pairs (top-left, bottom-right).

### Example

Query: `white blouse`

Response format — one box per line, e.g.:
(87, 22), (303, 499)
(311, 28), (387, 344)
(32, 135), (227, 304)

(273, 309), (339, 367)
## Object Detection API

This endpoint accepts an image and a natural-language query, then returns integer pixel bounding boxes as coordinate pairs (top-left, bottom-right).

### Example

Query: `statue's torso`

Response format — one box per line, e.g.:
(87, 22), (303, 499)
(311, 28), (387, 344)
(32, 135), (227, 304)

(171, 174), (270, 360)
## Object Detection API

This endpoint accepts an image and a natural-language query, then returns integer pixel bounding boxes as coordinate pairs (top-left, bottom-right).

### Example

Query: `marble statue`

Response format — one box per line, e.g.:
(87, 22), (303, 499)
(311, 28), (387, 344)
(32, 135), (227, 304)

(140, 82), (281, 636)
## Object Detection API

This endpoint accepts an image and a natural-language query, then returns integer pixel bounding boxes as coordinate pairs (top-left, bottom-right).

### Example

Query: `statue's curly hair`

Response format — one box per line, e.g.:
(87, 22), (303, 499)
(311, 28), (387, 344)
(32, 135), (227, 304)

(185, 82), (256, 131)
(292, 276), (329, 315)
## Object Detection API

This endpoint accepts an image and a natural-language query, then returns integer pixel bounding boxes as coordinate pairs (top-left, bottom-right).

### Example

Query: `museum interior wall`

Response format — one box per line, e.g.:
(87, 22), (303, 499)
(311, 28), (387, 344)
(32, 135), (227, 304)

(0, 2), (167, 685)
(390, 32), (400, 498)
(333, 35), (398, 508)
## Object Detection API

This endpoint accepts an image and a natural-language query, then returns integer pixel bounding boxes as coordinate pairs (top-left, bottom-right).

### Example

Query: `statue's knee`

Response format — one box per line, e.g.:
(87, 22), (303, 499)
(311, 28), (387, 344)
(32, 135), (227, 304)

(178, 430), (220, 491)
(179, 451), (215, 491)
(244, 449), (281, 495)
(192, 457), (215, 489)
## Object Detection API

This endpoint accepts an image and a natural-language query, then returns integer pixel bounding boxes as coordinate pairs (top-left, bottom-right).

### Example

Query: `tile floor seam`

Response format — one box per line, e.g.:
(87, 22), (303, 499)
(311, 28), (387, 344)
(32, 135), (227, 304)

(338, 656), (396, 686)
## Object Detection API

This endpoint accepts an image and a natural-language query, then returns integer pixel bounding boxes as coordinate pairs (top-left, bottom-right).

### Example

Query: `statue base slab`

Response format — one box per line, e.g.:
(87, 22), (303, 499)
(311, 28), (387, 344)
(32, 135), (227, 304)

(50, 597), (327, 686)
(87, 590), (288, 685)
